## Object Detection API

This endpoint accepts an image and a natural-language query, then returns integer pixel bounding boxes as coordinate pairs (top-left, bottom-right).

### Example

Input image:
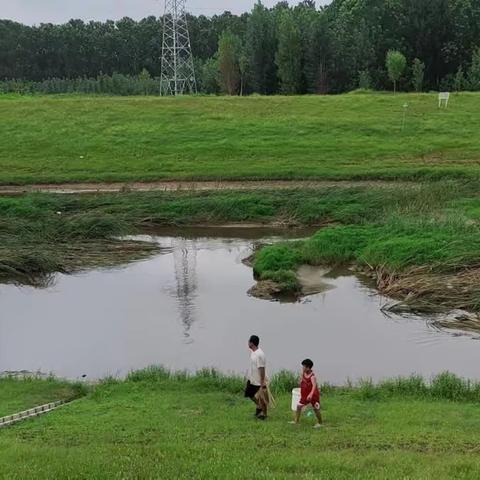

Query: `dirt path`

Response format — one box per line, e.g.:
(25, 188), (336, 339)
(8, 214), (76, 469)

(0, 180), (417, 195)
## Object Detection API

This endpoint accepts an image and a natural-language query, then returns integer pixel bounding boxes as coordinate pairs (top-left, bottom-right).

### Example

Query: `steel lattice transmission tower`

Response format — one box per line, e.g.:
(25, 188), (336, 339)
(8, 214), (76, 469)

(160, 0), (197, 95)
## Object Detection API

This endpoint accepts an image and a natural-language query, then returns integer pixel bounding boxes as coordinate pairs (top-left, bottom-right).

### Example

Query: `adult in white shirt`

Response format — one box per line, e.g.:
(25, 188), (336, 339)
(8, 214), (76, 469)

(244, 334), (268, 420)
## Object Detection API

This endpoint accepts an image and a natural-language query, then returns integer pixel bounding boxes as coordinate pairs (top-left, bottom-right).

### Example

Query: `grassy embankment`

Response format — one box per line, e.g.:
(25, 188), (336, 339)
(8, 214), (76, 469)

(0, 377), (85, 418)
(1, 93), (478, 311)
(3, 369), (480, 479)
(1, 182), (479, 313)
(1, 93), (480, 184)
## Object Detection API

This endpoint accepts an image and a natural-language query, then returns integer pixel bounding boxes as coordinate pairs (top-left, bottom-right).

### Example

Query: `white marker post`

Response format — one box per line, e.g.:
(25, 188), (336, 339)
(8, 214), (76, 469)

(438, 92), (450, 108)
(402, 103), (409, 131)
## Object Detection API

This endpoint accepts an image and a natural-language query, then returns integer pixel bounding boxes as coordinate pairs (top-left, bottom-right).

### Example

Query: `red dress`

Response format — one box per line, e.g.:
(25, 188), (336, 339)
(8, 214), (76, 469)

(299, 372), (321, 408)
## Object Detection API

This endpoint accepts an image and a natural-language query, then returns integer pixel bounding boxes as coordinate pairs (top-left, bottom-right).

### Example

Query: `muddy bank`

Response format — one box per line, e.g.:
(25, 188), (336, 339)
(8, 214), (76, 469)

(248, 266), (336, 300)
(248, 257), (480, 326)
(0, 180), (418, 195)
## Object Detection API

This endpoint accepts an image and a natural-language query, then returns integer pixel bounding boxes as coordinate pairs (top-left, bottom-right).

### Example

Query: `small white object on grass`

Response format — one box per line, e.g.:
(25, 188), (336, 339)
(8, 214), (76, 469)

(438, 92), (450, 108)
(402, 103), (409, 131)
(291, 388), (301, 411)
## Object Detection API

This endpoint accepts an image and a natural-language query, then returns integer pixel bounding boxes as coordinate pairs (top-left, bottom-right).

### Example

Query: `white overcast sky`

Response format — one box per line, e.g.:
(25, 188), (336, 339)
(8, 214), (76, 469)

(2, 0), (330, 25)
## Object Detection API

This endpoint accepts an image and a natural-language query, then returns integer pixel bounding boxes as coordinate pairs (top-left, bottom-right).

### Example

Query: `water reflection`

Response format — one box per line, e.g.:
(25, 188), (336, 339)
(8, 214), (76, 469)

(171, 238), (198, 341)
(0, 273), (56, 289)
(1, 231), (479, 382)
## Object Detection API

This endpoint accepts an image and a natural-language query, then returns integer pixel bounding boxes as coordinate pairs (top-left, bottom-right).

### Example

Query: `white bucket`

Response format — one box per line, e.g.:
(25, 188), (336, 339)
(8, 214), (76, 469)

(291, 388), (301, 411)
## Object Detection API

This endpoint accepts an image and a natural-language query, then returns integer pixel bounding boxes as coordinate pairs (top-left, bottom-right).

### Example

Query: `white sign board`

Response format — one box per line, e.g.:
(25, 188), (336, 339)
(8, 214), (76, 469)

(438, 92), (450, 108)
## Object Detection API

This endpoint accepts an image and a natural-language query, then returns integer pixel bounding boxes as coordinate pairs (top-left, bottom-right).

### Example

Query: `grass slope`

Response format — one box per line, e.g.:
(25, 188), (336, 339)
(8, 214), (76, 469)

(1, 93), (480, 185)
(0, 377), (83, 418)
(2, 371), (480, 479)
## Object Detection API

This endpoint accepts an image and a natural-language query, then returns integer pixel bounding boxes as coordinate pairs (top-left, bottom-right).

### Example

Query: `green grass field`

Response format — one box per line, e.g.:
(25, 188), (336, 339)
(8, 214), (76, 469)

(3, 372), (480, 479)
(1, 93), (480, 184)
(2, 93), (480, 477)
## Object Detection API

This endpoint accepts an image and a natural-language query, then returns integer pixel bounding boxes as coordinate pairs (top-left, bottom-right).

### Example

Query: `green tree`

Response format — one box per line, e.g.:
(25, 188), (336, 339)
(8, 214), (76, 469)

(412, 58), (425, 92)
(467, 48), (480, 91)
(304, 12), (330, 94)
(138, 68), (151, 95)
(386, 50), (406, 93)
(245, 2), (277, 94)
(3, 1), (480, 95)
(239, 52), (249, 96)
(275, 11), (302, 94)
(454, 66), (465, 92)
(218, 31), (242, 95)
(200, 57), (220, 94)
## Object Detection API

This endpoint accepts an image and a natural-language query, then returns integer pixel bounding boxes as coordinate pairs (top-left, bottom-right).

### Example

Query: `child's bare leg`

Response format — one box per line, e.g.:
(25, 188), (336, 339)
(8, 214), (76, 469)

(313, 408), (323, 425)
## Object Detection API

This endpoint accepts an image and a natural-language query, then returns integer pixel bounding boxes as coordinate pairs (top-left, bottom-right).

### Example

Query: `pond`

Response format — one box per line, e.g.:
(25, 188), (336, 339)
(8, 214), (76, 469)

(1, 228), (478, 383)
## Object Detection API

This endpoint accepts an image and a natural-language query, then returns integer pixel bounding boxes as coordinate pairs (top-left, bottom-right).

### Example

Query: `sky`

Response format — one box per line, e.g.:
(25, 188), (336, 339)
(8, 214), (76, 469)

(2, 0), (330, 25)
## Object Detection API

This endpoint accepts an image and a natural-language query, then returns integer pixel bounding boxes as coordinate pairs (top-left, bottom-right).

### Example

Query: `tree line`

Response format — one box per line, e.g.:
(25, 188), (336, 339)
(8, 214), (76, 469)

(1, 0), (480, 95)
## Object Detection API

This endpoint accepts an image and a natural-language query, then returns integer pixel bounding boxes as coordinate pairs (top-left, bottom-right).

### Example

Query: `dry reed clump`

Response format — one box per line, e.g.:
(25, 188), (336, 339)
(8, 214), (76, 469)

(375, 264), (480, 317)
(0, 239), (159, 287)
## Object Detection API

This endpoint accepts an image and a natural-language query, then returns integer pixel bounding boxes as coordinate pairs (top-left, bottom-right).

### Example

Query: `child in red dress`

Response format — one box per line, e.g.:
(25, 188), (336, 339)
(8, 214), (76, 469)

(290, 358), (323, 428)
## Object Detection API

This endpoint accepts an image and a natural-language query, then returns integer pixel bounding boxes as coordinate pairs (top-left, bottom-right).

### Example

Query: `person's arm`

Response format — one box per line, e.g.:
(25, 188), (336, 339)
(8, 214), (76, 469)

(259, 367), (266, 388)
(257, 353), (267, 388)
(307, 375), (317, 400)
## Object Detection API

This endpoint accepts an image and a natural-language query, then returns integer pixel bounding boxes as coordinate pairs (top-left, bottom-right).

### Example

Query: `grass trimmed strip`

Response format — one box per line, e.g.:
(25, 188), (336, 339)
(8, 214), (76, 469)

(1, 93), (480, 185)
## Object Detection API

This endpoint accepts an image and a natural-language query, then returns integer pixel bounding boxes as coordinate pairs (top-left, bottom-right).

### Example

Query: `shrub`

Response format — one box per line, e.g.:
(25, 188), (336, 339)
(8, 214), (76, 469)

(358, 70), (372, 90)
(412, 58), (425, 92)
(253, 243), (303, 277)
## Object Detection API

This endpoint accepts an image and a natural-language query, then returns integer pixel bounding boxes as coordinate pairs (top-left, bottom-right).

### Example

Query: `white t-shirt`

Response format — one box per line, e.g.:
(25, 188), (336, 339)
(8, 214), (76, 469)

(248, 348), (266, 386)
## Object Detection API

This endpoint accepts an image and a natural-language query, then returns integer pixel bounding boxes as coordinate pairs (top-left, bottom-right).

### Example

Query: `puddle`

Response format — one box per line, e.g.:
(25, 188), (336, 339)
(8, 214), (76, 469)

(1, 230), (479, 383)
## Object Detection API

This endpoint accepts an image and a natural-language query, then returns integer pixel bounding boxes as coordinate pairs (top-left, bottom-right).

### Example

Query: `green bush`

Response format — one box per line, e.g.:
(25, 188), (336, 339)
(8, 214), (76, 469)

(430, 372), (471, 401)
(254, 244), (303, 279)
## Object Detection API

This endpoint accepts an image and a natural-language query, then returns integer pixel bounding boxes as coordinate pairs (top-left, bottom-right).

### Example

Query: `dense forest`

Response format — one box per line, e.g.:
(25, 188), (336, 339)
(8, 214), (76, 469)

(1, 0), (480, 95)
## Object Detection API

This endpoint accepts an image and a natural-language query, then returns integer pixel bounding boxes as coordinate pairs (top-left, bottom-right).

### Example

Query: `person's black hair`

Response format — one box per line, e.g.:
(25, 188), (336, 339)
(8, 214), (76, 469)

(302, 358), (314, 369)
(249, 335), (260, 347)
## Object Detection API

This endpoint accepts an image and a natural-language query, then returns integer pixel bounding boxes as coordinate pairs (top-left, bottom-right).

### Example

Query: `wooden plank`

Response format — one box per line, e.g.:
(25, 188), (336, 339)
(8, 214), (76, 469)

(0, 400), (67, 429)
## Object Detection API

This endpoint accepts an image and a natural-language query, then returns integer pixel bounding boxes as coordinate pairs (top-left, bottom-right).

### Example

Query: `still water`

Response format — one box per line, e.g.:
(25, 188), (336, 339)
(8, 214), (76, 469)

(0, 229), (478, 383)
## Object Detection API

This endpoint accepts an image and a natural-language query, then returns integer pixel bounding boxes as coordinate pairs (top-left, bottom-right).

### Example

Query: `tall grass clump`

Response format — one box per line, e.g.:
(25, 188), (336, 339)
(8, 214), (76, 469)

(126, 366), (244, 394)
(429, 372), (477, 401)
(126, 366), (173, 383)
(253, 243), (303, 290)
(270, 370), (299, 394)
(353, 372), (480, 402)
(125, 368), (480, 402)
